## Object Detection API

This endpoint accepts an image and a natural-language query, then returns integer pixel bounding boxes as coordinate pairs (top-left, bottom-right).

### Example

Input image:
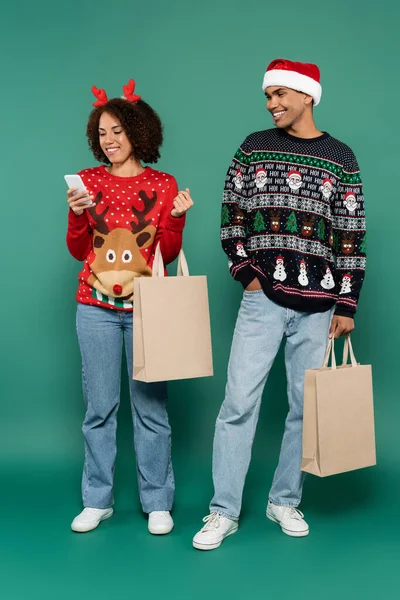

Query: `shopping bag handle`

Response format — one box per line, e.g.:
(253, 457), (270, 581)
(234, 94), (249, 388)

(342, 335), (358, 367)
(322, 338), (337, 370)
(152, 244), (190, 278)
(153, 243), (165, 278)
(177, 250), (190, 276)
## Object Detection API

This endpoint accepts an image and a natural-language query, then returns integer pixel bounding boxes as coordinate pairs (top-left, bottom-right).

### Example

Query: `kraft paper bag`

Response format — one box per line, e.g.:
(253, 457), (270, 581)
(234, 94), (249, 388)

(133, 244), (213, 383)
(301, 335), (376, 477)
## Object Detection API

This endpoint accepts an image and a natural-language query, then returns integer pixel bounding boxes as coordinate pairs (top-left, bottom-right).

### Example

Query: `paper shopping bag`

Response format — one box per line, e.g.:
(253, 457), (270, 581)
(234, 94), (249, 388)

(301, 336), (376, 477)
(133, 244), (213, 382)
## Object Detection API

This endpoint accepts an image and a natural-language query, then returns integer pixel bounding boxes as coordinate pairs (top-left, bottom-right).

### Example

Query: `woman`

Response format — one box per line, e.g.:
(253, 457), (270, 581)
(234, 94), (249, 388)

(66, 80), (193, 534)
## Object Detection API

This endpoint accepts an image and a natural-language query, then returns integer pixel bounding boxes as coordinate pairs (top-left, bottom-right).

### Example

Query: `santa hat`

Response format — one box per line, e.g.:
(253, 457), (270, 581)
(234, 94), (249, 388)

(235, 169), (242, 177)
(288, 170), (301, 178)
(344, 192), (356, 200)
(300, 259), (306, 267)
(236, 242), (244, 248)
(322, 178), (333, 186)
(262, 59), (322, 106)
(277, 255), (284, 262)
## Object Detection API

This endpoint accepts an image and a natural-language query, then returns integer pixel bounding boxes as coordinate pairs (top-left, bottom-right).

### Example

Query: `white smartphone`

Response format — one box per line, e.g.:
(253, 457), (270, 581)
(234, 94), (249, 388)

(64, 174), (93, 206)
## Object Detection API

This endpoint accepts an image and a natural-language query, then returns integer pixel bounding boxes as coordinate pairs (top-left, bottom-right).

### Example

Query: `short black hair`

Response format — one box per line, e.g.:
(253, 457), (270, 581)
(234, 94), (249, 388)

(86, 98), (163, 164)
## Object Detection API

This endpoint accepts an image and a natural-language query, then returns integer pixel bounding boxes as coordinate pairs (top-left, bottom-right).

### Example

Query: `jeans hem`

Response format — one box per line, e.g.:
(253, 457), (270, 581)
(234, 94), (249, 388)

(268, 498), (300, 508)
(209, 508), (239, 521)
(83, 502), (114, 510)
(144, 506), (173, 514)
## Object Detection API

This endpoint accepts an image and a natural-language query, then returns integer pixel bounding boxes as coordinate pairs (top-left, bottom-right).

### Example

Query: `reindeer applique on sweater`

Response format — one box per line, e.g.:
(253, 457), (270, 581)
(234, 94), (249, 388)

(67, 166), (185, 310)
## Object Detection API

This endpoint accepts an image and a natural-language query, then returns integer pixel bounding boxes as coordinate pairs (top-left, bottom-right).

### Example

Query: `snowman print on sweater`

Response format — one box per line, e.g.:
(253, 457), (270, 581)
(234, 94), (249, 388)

(273, 256), (287, 282)
(339, 273), (353, 295)
(298, 260), (309, 287)
(236, 242), (248, 258)
(320, 266), (335, 290)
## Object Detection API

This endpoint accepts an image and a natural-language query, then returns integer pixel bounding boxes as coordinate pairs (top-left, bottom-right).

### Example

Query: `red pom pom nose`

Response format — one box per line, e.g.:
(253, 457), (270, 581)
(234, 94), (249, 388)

(113, 284), (122, 295)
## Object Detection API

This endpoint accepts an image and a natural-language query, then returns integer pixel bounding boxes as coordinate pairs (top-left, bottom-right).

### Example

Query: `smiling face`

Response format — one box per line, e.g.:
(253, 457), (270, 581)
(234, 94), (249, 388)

(265, 86), (313, 129)
(99, 112), (133, 164)
(344, 194), (357, 212)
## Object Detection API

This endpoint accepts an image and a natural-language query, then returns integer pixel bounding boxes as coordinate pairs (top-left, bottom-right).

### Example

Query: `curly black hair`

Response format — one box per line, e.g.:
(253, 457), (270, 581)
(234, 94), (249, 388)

(86, 98), (163, 164)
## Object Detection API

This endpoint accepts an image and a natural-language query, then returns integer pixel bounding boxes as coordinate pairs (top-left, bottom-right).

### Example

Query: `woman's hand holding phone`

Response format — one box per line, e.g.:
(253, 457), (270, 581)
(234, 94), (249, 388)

(67, 188), (94, 215)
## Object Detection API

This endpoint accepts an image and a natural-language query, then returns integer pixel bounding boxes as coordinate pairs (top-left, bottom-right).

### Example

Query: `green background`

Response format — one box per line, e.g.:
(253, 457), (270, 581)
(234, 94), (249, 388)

(1, 0), (399, 598)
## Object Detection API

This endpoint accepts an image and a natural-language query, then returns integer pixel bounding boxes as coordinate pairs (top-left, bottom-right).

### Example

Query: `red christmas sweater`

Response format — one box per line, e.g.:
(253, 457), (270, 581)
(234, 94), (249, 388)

(66, 165), (186, 310)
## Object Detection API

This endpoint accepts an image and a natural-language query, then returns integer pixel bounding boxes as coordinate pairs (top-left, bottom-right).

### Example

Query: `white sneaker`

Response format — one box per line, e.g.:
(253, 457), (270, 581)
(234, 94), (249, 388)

(71, 507), (113, 533)
(192, 513), (238, 550)
(148, 511), (174, 535)
(266, 501), (309, 537)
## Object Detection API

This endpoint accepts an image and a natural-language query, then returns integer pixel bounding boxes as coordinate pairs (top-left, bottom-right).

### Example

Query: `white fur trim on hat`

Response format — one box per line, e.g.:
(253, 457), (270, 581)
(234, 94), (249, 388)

(262, 70), (322, 106)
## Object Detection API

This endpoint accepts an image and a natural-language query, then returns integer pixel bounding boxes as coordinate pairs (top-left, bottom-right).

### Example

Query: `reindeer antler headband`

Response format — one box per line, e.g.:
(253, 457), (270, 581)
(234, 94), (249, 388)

(91, 79), (141, 107)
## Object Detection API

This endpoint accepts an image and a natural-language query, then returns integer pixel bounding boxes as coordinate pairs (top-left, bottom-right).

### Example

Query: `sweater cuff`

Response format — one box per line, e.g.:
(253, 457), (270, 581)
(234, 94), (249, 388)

(234, 264), (257, 288)
(165, 213), (186, 233)
(334, 306), (355, 319)
(68, 208), (89, 227)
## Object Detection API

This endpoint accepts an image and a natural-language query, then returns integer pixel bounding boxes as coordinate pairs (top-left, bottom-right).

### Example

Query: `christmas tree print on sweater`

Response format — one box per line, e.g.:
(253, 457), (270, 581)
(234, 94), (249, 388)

(67, 166), (185, 310)
(254, 210), (266, 232)
(220, 128), (366, 317)
(285, 211), (298, 233)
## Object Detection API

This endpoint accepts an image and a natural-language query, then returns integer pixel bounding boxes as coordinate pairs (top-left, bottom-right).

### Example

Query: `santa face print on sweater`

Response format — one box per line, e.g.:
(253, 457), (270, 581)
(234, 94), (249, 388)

(343, 192), (358, 213)
(320, 178), (333, 200)
(255, 168), (267, 190)
(86, 190), (156, 301)
(233, 170), (244, 190)
(286, 170), (303, 192)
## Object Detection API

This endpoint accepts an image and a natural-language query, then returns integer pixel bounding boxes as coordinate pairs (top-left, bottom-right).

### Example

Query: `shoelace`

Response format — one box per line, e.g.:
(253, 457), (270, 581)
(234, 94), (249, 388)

(201, 513), (221, 532)
(285, 507), (304, 520)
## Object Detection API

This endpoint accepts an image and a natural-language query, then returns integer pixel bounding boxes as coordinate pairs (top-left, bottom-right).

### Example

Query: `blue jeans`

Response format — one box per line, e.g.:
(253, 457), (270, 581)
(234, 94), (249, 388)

(210, 290), (333, 519)
(76, 303), (174, 512)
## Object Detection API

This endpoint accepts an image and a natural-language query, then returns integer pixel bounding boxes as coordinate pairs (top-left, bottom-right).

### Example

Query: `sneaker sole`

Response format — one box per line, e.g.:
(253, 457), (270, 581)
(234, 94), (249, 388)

(266, 510), (309, 538)
(148, 524), (174, 535)
(71, 509), (114, 533)
(192, 524), (239, 551)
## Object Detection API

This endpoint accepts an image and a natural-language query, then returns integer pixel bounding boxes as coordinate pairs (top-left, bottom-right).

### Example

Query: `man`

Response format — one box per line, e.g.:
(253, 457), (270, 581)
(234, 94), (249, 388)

(193, 59), (366, 550)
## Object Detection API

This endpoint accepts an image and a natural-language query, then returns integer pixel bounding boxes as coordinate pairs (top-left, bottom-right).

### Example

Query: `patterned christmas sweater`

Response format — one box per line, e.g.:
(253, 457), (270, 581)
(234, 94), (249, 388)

(66, 166), (185, 310)
(221, 128), (366, 318)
